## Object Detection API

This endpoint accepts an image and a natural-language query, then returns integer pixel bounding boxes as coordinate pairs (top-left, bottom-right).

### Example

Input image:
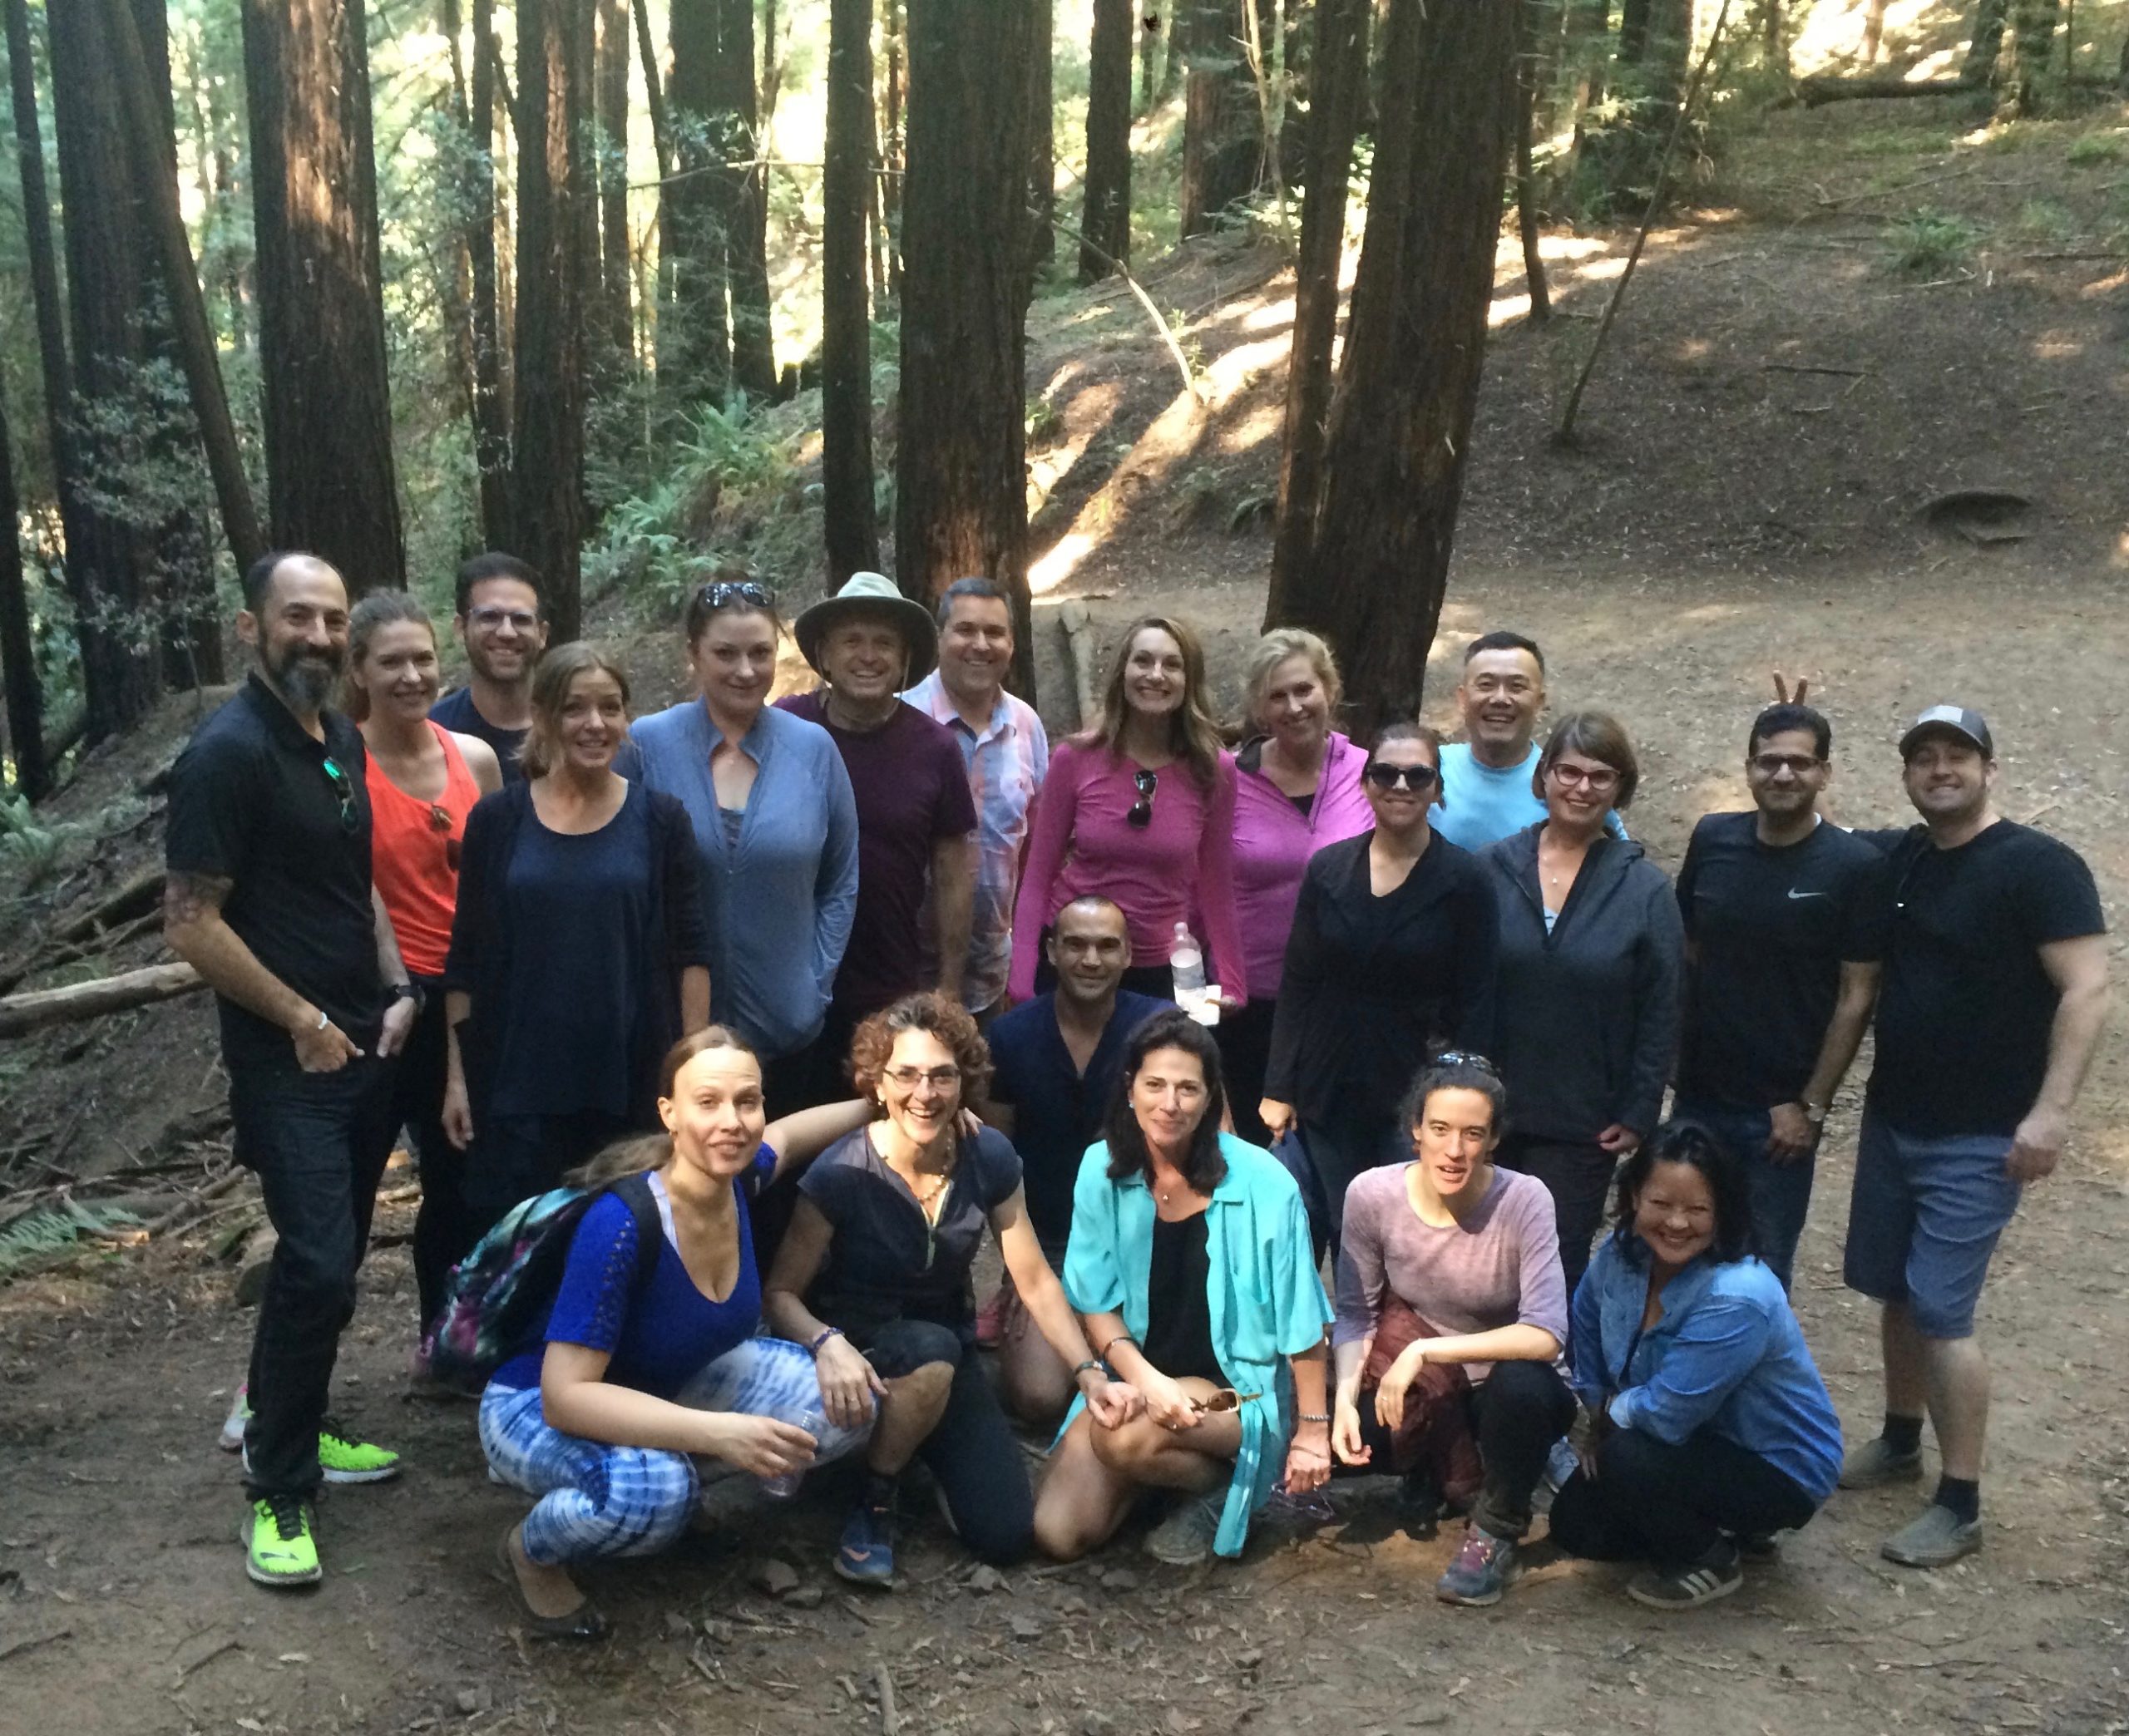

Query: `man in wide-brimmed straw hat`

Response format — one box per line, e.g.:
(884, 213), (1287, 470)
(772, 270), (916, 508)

(778, 574), (979, 1076)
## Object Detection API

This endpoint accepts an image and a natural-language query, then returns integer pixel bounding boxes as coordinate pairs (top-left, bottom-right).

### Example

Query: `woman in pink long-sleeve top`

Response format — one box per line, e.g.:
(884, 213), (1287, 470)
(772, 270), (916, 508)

(1008, 617), (1246, 1009)
(1220, 630), (1375, 1146)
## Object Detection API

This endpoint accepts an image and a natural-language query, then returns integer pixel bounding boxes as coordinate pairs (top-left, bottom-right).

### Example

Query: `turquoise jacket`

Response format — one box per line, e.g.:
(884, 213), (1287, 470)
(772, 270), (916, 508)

(1061, 1133), (1331, 1558)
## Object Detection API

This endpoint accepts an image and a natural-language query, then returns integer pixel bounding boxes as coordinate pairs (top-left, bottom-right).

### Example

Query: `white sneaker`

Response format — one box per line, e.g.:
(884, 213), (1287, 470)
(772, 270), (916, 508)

(217, 1382), (251, 1453)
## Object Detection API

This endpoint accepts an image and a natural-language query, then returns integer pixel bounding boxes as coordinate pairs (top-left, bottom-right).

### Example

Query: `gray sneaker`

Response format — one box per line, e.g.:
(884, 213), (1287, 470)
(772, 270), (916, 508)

(1881, 1503), (1982, 1568)
(1143, 1493), (1223, 1566)
(1838, 1436), (1924, 1490)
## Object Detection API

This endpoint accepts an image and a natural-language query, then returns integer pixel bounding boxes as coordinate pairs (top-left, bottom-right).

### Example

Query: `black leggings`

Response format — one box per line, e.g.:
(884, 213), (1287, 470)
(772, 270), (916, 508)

(1548, 1423), (1820, 1566)
(397, 982), (477, 1333)
(1348, 1359), (1577, 1541)
(854, 1317), (1035, 1566)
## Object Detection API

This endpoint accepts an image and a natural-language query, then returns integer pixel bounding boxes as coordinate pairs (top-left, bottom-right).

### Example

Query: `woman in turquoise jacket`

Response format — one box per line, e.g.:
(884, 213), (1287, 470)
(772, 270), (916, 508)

(1034, 1009), (1333, 1567)
(1552, 1122), (1843, 1610)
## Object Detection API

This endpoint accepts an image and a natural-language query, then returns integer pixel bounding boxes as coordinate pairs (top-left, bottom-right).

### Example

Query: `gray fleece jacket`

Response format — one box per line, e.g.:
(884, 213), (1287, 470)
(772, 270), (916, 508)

(1479, 825), (1685, 1144)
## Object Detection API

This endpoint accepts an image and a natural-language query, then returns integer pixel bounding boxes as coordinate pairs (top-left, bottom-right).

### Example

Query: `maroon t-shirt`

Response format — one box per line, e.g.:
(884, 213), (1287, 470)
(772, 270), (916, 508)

(775, 693), (978, 1018)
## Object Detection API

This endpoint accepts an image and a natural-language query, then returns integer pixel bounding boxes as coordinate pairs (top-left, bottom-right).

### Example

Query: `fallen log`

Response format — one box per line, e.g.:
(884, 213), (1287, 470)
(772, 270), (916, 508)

(1796, 74), (1981, 106)
(0, 962), (205, 1038)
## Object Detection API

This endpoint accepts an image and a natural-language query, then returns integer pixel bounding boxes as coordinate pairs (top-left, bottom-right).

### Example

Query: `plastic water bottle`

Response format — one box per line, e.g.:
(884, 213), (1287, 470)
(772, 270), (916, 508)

(1169, 921), (1205, 1007)
(758, 1405), (825, 1500)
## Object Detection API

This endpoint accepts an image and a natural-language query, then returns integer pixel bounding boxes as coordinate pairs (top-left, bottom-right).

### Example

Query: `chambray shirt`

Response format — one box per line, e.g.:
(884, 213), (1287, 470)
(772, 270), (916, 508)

(626, 698), (859, 1058)
(902, 672), (1049, 1012)
(1061, 1134), (1331, 1558)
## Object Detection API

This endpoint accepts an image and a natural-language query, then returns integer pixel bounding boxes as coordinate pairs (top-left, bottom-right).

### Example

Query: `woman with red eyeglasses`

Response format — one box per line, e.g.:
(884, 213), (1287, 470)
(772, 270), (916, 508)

(347, 591), (503, 1336)
(1259, 724), (1499, 1261)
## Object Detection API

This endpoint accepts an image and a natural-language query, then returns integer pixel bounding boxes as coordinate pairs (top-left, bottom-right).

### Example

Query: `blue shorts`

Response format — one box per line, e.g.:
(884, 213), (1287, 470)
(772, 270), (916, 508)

(1840, 1111), (2020, 1339)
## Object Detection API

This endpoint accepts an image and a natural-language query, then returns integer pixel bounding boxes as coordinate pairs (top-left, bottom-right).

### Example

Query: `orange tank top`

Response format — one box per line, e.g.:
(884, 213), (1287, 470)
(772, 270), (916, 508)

(367, 722), (482, 979)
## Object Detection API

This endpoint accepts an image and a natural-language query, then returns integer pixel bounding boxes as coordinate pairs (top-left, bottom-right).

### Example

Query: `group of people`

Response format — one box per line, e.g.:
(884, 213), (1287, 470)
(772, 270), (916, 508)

(164, 549), (2109, 1634)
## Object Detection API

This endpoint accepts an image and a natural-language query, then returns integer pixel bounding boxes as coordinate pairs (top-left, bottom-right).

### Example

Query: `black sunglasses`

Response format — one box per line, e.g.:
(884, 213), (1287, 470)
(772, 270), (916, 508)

(1363, 762), (1439, 792)
(1432, 1049), (1501, 1077)
(1126, 767), (1158, 829)
(319, 757), (358, 834)
(698, 580), (773, 612)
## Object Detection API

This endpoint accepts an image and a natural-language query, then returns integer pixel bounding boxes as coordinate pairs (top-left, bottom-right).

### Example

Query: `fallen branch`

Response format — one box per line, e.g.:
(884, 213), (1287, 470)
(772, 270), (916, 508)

(1797, 73), (1981, 106)
(0, 961), (205, 1039)
(1813, 165), (1976, 210)
(1763, 362), (1871, 377)
(873, 1662), (900, 1735)
(144, 1168), (247, 1239)
(1041, 210), (1208, 406)
(0, 1626), (72, 1664)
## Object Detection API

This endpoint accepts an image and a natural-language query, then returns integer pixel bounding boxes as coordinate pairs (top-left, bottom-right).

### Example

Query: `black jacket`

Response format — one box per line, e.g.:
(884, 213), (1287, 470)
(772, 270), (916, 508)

(1479, 825), (1684, 1144)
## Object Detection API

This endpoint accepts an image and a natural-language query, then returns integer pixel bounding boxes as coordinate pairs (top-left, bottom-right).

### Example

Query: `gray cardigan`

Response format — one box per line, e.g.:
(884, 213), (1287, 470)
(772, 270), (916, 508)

(1479, 825), (1685, 1144)
(627, 697), (860, 1059)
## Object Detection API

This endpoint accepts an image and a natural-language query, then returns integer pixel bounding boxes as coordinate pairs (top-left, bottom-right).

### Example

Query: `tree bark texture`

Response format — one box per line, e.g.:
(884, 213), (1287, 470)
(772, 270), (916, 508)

(464, 0), (513, 544)
(1515, 0), (1553, 323)
(717, 0), (775, 397)
(1028, 0), (1055, 274)
(1275, 0), (1519, 737)
(1999, 0), (2058, 112)
(822, 0), (880, 584)
(595, 0), (635, 361)
(511, 0), (593, 640)
(1266, 0), (1366, 624)
(897, 0), (1038, 698)
(665, 0), (733, 407)
(1962, 0), (2008, 81)
(1179, 0), (1262, 235)
(881, 0), (903, 303)
(1081, 0), (1135, 280)
(0, 387), (47, 799)
(240, 0), (404, 594)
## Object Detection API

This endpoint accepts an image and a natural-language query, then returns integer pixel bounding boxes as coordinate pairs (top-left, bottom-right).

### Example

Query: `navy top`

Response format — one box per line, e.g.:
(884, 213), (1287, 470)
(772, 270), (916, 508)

(799, 1125), (1024, 1336)
(491, 784), (654, 1117)
(984, 989), (1169, 1255)
(431, 685), (528, 782)
(492, 1151), (773, 1397)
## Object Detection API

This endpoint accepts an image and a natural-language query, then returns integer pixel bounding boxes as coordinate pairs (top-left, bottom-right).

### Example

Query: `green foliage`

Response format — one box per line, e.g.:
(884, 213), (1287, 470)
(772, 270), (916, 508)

(0, 791), (74, 886)
(2066, 133), (2126, 166)
(0, 1200), (140, 1280)
(1886, 209), (1982, 274)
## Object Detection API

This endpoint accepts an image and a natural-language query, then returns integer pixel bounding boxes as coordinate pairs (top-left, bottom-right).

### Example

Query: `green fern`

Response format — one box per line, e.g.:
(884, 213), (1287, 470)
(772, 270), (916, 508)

(0, 1201), (141, 1280)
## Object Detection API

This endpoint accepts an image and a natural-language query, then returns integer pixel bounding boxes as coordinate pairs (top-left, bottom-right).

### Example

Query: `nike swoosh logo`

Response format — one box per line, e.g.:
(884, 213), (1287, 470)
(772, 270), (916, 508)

(1786, 889), (1826, 900)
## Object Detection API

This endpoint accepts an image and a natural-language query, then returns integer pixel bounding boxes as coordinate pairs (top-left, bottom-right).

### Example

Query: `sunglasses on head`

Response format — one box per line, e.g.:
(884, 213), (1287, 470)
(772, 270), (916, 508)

(1127, 767), (1158, 829)
(699, 579), (773, 612)
(1363, 761), (1438, 792)
(319, 757), (358, 834)
(1432, 1049), (1500, 1077)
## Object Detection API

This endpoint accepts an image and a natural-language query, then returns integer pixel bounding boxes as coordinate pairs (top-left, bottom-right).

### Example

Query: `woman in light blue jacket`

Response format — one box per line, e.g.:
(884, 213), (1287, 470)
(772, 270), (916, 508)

(1552, 1122), (1843, 1610)
(629, 580), (859, 1117)
(1034, 1010), (1333, 1568)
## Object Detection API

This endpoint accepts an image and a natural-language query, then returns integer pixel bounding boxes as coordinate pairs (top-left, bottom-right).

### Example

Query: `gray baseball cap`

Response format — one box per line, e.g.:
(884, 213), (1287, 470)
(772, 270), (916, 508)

(1898, 704), (1993, 760)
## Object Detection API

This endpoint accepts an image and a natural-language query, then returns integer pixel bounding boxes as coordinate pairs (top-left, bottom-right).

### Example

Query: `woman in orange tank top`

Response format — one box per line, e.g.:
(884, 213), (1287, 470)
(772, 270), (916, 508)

(348, 593), (503, 1345)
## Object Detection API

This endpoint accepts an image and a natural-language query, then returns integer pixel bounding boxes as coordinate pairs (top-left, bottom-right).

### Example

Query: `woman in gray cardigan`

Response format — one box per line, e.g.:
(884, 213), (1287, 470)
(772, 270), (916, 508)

(1479, 712), (1684, 1300)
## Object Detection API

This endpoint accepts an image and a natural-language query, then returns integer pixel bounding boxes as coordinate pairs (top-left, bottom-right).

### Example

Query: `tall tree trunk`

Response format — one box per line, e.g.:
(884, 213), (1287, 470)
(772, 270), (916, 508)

(1081, 0), (1135, 281)
(595, 0), (635, 362)
(1180, 0), (1262, 235)
(1272, 0), (1519, 736)
(1963, 0), (2009, 81)
(897, 0), (1038, 698)
(665, 0), (733, 408)
(881, 0), (904, 304)
(240, 0), (403, 594)
(1266, 0), (1366, 623)
(1859, 0), (1884, 62)
(1587, 0), (1692, 210)
(822, 0), (880, 584)
(468, 0), (513, 544)
(1027, 0), (1055, 276)
(512, 0), (593, 640)
(718, 0), (775, 396)
(1139, 0), (1161, 108)
(1999, 0), (2058, 111)
(1514, 0), (1552, 323)
(0, 392), (47, 799)
(1618, 0), (1651, 58)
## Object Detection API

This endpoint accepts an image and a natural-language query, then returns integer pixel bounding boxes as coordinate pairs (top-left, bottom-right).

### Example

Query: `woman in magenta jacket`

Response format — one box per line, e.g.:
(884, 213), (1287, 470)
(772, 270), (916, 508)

(1220, 630), (1373, 1145)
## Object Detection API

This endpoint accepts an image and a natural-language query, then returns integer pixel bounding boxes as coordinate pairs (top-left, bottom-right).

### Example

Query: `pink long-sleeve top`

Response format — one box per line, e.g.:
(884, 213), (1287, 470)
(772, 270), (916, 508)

(1230, 731), (1376, 1001)
(1008, 737), (1247, 1006)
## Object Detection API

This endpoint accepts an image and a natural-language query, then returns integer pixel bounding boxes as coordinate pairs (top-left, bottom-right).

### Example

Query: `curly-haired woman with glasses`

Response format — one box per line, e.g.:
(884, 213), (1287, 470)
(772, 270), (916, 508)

(1009, 616), (1245, 1008)
(1260, 724), (1499, 1258)
(763, 994), (1130, 1587)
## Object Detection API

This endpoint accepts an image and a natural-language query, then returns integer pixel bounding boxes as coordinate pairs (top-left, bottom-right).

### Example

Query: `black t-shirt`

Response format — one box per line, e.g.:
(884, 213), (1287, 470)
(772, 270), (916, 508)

(431, 685), (528, 782)
(1142, 1211), (1223, 1383)
(1862, 820), (2105, 1137)
(165, 675), (384, 1070)
(1675, 812), (1889, 1110)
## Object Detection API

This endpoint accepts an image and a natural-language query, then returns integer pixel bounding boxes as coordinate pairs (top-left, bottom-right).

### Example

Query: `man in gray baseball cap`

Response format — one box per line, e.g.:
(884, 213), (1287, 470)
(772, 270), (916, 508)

(1837, 704), (2109, 1569)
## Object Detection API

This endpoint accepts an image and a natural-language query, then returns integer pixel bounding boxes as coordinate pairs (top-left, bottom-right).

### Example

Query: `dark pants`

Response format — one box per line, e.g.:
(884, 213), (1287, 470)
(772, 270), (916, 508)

(1499, 1134), (1618, 1303)
(855, 1317), (1035, 1566)
(397, 980), (477, 1332)
(464, 1109), (633, 1242)
(1673, 1099), (1815, 1292)
(1291, 1118), (1407, 1259)
(753, 1024), (861, 1273)
(231, 1054), (401, 1500)
(1213, 999), (1277, 1150)
(1548, 1424), (1820, 1566)
(1350, 1358), (1577, 1541)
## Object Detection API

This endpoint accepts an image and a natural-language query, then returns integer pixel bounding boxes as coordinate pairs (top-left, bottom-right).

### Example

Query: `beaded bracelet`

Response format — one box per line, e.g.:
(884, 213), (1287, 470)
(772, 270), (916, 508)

(807, 1326), (843, 1356)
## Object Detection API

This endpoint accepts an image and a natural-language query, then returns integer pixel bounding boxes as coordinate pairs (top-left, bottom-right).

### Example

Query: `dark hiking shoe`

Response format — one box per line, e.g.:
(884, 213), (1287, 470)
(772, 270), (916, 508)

(1881, 1503), (1982, 1569)
(1626, 1543), (1742, 1610)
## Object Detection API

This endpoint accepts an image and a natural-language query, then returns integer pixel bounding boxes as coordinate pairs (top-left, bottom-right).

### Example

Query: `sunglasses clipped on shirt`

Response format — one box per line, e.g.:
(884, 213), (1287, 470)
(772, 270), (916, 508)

(1362, 761), (1439, 792)
(1126, 767), (1158, 829)
(320, 757), (358, 835)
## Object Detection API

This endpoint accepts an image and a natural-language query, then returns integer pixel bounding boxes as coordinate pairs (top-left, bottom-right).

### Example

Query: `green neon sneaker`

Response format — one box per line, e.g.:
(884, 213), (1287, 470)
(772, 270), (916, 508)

(242, 1494), (322, 1587)
(317, 1418), (403, 1485)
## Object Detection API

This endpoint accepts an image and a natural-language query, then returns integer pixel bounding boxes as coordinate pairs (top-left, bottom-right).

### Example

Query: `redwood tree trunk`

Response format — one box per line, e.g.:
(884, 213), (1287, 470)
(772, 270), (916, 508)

(822, 0), (880, 584)
(0, 390), (47, 799)
(665, 0), (733, 407)
(595, 0), (635, 361)
(1179, 0), (1262, 235)
(718, 0), (775, 396)
(241, 0), (404, 594)
(1081, 0), (1134, 280)
(512, 0), (593, 640)
(1272, 0), (1519, 736)
(1515, 0), (1554, 323)
(1266, 0), (1367, 624)
(897, 0), (1038, 698)
(1028, 0), (1055, 276)
(1963, 0), (2009, 81)
(1999, 0), (2058, 112)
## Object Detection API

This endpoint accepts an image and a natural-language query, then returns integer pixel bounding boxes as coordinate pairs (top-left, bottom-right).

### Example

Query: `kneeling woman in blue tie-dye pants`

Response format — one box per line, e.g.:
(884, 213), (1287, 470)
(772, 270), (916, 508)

(478, 1028), (873, 1640)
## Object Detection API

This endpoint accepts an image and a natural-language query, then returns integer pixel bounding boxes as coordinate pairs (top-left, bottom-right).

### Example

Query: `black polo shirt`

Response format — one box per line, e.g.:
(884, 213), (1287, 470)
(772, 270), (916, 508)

(166, 673), (385, 1070)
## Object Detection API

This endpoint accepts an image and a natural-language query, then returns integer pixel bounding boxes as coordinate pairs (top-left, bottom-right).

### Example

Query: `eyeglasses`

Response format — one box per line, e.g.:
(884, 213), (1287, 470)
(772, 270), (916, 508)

(466, 606), (540, 633)
(1548, 763), (1621, 794)
(1126, 767), (1158, 829)
(882, 1065), (961, 1091)
(698, 580), (773, 613)
(319, 757), (358, 834)
(1363, 762), (1439, 792)
(1750, 752), (1823, 776)
(1432, 1049), (1500, 1077)
(1189, 1388), (1262, 1414)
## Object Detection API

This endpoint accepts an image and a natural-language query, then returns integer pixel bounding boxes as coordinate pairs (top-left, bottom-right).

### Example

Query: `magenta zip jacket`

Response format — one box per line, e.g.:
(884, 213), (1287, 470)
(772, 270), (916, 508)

(1230, 731), (1375, 1001)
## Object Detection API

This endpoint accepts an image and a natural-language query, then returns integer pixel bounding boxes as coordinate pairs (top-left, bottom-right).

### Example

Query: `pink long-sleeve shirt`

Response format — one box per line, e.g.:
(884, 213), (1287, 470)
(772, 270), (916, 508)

(1230, 731), (1376, 1002)
(1008, 738), (1247, 1006)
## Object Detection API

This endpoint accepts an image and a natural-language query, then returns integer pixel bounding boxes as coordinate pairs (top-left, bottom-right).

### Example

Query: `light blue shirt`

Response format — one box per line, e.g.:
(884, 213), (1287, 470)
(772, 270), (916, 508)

(1061, 1135), (1331, 1558)
(1434, 742), (1627, 853)
(627, 698), (859, 1059)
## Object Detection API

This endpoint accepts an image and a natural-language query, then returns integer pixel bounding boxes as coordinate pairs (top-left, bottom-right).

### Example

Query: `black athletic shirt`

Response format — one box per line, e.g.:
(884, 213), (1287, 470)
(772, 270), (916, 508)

(1860, 820), (2105, 1137)
(1141, 1211), (1223, 1384)
(1675, 812), (1888, 1110)
(431, 685), (528, 782)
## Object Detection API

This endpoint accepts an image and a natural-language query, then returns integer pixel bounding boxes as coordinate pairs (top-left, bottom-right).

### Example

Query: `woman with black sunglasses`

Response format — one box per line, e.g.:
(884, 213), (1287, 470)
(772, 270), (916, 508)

(347, 592), (502, 1337)
(1009, 616), (1245, 1008)
(1261, 724), (1499, 1258)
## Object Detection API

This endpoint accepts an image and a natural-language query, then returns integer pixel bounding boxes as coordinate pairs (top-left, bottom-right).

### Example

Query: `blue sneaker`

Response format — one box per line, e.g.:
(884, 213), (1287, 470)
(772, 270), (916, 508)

(834, 1501), (897, 1589)
(1435, 1524), (1518, 1606)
